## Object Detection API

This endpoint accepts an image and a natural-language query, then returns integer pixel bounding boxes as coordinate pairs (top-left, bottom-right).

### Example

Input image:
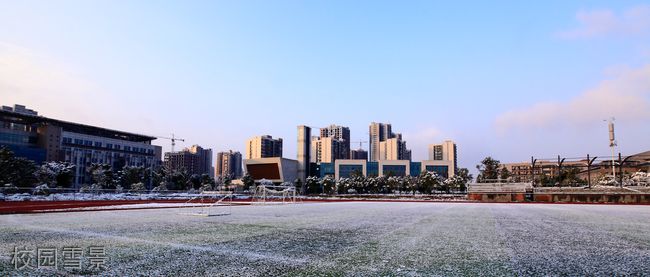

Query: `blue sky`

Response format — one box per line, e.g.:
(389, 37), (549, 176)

(1, 0), (650, 172)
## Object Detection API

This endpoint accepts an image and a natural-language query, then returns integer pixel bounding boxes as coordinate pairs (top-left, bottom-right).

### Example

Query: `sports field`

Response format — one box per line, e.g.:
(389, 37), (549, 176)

(1, 202), (649, 276)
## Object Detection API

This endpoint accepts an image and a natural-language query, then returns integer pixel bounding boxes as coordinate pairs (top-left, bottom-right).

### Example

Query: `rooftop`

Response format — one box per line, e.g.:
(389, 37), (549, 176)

(0, 109), (157, 142)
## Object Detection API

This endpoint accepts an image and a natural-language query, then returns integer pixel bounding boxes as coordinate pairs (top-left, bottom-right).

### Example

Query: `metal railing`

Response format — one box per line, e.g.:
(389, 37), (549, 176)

(0, 187), (248, 201)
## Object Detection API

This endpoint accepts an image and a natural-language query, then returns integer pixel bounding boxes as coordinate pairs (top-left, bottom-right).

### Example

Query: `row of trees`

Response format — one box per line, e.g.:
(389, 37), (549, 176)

(0, 147), (225, 192)
(1, 147), (76, 189)
(85, 163), (221, 192)
(302, 169), (473, 195)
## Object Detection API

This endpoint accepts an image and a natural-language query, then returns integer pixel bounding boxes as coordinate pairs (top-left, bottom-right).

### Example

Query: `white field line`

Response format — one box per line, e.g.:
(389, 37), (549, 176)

(3, 216), (310, 266)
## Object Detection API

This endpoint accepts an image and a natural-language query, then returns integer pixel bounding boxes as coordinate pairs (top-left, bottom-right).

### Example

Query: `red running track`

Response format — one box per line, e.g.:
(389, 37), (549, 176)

(4, 198), (644, 214)
(0, 198), (467, 214)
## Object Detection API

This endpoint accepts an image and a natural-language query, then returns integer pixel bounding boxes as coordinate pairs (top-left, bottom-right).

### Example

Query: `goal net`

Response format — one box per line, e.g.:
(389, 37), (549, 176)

(252, 184), (297, 205)
(181, 191), (234, 217)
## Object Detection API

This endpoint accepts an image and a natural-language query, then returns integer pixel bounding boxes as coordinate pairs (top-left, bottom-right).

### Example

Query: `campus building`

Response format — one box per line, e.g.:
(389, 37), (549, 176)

(0, 104), (162, 187)
(246, 135), (282, 159)
(317, 159), (455, 180)
(215, 150), (243, 179)
(243, 157), (298, 183)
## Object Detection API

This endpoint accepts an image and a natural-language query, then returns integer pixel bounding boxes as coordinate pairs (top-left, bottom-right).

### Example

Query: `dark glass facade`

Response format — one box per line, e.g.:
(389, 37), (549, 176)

(339, 164), (363, 178)
(382, 165), (407, 176)
(425, 165), (449, 178)
(410, 162), (421, 177)
(367, 162), (379, 177)
(2, 144), (46, 164)
(319, 162), (335, 178)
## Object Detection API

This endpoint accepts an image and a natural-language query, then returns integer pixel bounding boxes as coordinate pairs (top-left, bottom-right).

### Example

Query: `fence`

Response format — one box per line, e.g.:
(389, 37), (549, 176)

(0, 186), (249, 201)
(505, 152), (650, 187)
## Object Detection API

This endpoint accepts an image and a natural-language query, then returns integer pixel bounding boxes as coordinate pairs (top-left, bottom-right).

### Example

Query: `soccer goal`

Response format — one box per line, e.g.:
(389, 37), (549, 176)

(252, 184), (297, 205)
(181, 191), (234, 217)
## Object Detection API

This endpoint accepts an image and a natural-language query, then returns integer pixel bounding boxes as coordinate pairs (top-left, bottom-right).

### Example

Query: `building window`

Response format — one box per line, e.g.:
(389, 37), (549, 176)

(339, 165), (363, 178)
(382, 165), (406, 177)
(425, 165), (449, 178)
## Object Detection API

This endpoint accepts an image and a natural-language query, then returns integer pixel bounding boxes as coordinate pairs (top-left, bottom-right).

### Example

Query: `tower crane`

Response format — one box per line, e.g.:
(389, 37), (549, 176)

(157, 134), (185, 152)
(351, 140), (368, 150)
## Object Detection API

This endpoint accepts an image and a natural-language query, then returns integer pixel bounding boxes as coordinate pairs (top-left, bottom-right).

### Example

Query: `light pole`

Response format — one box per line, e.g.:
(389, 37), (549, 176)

(605, 117), (617, 182)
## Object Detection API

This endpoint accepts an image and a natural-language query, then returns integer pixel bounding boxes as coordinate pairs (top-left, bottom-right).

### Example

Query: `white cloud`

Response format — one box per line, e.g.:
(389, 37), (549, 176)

(495, 64), (650, 132)
(558, 5), (650, 39)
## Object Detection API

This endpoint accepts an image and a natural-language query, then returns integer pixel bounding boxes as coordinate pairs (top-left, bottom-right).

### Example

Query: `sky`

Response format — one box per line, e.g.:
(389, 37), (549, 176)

(1, 0), (650, 173)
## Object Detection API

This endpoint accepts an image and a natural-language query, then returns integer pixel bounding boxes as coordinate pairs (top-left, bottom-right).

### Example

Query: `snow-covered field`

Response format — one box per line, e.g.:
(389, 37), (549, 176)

(1, 202), (649, 276)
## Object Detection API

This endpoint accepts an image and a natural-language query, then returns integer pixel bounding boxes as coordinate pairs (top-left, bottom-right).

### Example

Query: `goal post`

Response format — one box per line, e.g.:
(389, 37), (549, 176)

(181, 191), (234, 217)
(252, 184), (297, 205)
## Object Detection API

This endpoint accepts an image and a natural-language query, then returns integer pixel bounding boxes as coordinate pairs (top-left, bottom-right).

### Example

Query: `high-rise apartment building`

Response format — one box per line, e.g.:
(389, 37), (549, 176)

(296, 125), (311, 181)
(311, 136), (344, 164)
(428, 140), (457, 173)
(245, 135), (282, 159)
(215, 150), (243, 179)
(164, 145), (213, 176)
(310, 124), (350, 164)
(379, 138), (411, 161)
(320, 125), (350, 159)
(369, 122), (392, 161)
(369, 122), (410, 161)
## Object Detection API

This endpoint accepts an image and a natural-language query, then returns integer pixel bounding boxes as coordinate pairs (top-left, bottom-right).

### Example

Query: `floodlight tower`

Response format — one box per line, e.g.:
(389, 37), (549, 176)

(605, 117), (617, 180)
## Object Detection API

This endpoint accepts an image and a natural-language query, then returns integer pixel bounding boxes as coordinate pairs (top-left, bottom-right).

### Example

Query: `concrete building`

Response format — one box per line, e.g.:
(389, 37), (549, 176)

(311, 136), (345, 164)
(243, 157), (298, 183)
(215, 150), (243, 179)
(320, 124), (350, 159)
(428, 140), (457, 174)
(0, 105), (162, 187)
(334, 159), (367, 178)
(421, 160), (455, 179)
(164, 145), (213, 176)
(246, 135), (282, 159)
(379, 138), (411, 161)
(296, 125), (311, 182)
(369, 122), (411, 162)
(350, 148), (368, 161)
(369, 122), (392, 162)
(378, 160), (412, 176)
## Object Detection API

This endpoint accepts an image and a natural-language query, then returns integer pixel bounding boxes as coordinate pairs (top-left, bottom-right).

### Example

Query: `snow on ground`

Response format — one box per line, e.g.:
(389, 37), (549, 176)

(1, 202), (649, 276)
(40, 202), (234, 212)
(0, 192), (245, 202)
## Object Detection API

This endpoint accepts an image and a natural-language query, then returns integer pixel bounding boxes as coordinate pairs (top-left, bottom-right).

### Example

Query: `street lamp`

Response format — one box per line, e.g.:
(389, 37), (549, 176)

(604, 117), (617, 182)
